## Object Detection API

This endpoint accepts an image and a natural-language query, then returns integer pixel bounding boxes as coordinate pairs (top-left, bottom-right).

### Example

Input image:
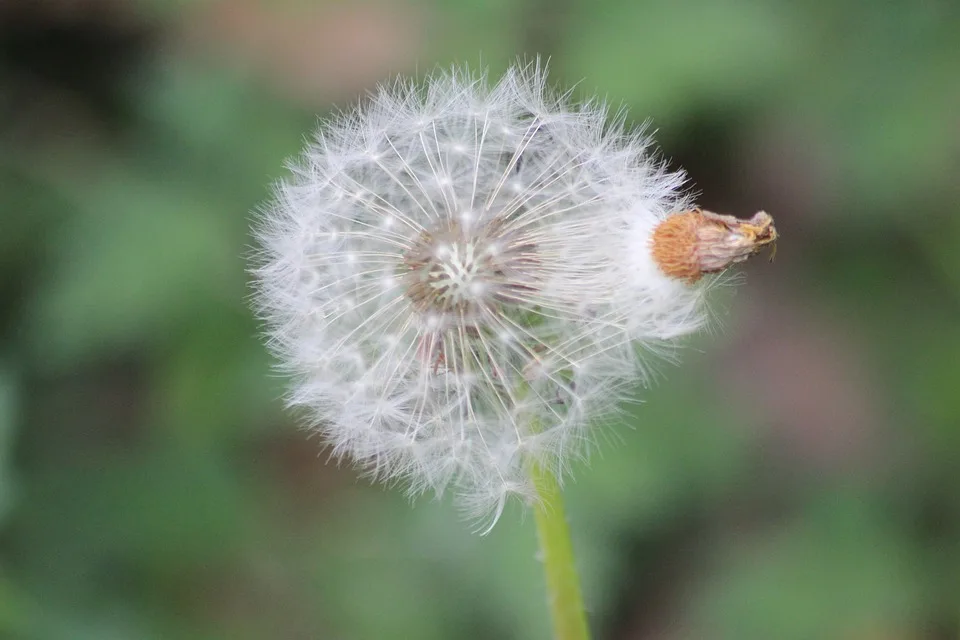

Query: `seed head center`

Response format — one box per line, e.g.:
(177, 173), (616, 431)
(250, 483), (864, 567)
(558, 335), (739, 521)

(433, 241), (488, 300)
(402, 217), (537, 318)
(404, 227), (499, 312)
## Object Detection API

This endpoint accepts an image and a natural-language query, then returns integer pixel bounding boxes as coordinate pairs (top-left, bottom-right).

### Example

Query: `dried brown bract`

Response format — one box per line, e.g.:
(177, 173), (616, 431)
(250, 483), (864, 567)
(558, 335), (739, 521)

(651, 209), (778, 283)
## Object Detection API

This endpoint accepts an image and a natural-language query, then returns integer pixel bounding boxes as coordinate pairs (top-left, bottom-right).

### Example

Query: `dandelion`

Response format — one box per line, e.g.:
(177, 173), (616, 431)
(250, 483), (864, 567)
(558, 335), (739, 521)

(253, 61), (775, 518)
(251, 61), (775, 638)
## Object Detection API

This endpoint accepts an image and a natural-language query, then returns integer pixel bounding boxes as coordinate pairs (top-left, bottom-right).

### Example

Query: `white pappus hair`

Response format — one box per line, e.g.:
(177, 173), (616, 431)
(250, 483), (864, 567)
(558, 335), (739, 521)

(251, 61), (710, 529)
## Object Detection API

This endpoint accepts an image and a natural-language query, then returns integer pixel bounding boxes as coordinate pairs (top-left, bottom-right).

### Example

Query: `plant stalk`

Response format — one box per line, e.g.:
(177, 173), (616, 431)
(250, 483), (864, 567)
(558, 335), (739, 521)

(530, 461), (591, 640)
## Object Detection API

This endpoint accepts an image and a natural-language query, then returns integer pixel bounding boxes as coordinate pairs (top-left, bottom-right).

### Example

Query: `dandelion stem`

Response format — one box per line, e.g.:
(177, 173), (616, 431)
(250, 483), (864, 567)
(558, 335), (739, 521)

(530, 461), (591, 640)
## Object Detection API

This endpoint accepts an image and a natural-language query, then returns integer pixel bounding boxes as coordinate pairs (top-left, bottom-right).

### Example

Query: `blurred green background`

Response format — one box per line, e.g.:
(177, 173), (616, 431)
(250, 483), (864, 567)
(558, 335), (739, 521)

(1, 0), (958, 638)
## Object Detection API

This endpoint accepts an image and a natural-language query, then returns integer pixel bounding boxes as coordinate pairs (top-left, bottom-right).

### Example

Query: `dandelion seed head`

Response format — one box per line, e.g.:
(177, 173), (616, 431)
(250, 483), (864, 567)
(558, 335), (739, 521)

(251, 61), (726, 528)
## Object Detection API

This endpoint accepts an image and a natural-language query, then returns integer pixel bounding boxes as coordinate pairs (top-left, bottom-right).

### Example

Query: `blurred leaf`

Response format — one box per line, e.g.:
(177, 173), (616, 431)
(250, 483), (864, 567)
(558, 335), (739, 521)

(301, 490), (548, 640)
(0, 163), (68, 272)
(24, 171), (242, 369)
(689, 491), (924, 639)
(568, 350), (752, 532)
(0, 570), (39, 639)
(10, 442), (252, 607)
(428, 0), (521, 69)
(0, 363), (18, 526)
(136, 60), (312, 201)
(155, 309), (281, 447)
(563, 0), (799, 125)
(901, 326), (960, 460)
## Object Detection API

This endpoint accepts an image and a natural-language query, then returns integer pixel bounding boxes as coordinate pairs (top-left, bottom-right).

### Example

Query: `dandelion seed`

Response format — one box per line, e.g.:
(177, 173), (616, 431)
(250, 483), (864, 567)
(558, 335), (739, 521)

(251, 61), (775, 527)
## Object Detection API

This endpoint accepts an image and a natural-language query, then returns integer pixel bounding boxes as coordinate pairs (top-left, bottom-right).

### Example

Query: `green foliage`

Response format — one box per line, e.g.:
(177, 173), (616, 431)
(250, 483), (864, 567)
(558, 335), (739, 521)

(1, 0), (957, 637)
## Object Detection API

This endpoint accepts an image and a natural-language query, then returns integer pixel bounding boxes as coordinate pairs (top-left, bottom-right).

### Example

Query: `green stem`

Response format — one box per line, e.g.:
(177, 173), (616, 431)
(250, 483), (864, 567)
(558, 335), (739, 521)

(530, 461), (591, 640)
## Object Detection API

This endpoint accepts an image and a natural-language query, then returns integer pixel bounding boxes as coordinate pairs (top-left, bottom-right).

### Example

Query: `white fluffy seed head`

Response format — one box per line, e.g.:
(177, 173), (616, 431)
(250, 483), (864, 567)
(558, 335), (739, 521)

(251, 61), (710, 530)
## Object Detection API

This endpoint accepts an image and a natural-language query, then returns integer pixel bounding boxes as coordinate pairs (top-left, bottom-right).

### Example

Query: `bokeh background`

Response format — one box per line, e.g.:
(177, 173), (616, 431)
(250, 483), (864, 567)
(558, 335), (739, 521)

(1, 0), (958, 638)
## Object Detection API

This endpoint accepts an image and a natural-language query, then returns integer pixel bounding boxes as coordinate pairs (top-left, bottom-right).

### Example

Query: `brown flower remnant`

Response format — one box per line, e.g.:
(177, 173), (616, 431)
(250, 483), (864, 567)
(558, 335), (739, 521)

(651, 210), (777, 282)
